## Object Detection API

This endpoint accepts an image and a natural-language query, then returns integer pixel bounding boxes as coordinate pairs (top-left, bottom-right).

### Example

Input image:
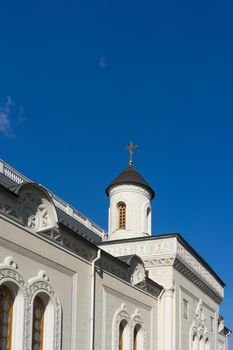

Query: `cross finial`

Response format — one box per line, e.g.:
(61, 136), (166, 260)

(125, 141), (139, 166)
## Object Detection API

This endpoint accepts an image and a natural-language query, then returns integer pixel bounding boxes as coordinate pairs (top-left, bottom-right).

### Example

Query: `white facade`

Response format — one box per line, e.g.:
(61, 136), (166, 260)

(0, 159), (230, 350)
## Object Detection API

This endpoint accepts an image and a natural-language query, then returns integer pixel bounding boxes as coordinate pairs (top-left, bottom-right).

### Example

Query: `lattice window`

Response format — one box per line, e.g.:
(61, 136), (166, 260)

(118, 203), (126, 229)
(32, 295), (45, 350)
(0, 285), (13, 350)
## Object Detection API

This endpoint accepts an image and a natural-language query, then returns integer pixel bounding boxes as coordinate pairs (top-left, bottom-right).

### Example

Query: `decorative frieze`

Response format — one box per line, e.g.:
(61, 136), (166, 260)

(100, 236), (224, 303)
(177, 242), (223, 297)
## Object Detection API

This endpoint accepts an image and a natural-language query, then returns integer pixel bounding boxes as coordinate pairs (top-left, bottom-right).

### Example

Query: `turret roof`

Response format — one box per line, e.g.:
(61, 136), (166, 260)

(105, 165), (155, 199)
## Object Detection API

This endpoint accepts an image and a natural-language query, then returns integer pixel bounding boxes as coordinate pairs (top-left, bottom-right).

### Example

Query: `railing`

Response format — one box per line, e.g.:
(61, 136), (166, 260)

(0, 159), (107, 238)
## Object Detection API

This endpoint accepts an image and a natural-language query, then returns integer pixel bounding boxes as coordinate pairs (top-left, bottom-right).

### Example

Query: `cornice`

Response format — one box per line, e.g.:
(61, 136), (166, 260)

(100, 237), (224, 303)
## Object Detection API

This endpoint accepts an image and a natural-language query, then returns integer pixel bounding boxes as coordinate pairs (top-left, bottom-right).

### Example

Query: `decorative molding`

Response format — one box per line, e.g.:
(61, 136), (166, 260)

(129, 259), (146, 286)
(143, 256), (176, 267)
(0, 258), (62, 350)
(28, 272), (62, 350)
(174, 258), (222, 303)
(101, 256), (128, 281)
(40, 227), (64, 245)
(109, 184), (151, 200)
(176, 243), (223, 298)
(130, 309), (146, 350)
(101, 237), (224, 302)
(0, 258), (31, 350)
(17, 186), (58, 233)
(104, 238), (177, 258)
(190, 299), (209, 346)
(113, 303), (130, 350)
(113, 304), (146, 350)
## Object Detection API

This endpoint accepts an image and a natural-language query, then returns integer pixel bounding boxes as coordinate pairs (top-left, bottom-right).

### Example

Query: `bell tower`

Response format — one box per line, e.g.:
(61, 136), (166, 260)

(105, 143), (155, 240)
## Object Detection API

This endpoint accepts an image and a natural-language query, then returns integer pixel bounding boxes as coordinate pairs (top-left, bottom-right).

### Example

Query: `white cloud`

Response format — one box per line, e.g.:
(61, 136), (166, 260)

(0, 112), (12, 136)
(0, 96), (14, 137)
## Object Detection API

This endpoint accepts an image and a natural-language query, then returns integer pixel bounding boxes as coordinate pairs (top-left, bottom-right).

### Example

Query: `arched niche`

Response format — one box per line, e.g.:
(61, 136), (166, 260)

(131, 309), (145, 350)
(112, 304), (130, 350)
(15, 183), (59, 238)
(141, 200), (151, 235)
(28, 271), (62, 350)
(0, 257), (29, 350)
(128, 255), (146, 286)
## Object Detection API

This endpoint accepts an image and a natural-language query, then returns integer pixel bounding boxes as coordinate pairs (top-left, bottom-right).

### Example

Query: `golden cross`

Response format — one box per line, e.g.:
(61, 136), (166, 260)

(125, 141), (139, 166)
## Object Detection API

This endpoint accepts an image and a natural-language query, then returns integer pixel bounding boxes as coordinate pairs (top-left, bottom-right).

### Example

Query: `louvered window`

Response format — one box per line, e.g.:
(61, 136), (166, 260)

(118, 203), (126, 229)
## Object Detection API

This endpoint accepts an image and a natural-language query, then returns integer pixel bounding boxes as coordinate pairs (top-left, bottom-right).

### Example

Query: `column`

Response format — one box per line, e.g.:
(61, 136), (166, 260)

(164, 287), (175, 350)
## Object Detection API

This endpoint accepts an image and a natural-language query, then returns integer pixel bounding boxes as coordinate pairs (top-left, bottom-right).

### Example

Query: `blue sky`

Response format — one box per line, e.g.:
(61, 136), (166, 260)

(0, 0), (233, 344)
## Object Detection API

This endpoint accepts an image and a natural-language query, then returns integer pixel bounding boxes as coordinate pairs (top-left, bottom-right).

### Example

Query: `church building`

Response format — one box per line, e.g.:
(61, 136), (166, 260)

(0, 153), (230, 350)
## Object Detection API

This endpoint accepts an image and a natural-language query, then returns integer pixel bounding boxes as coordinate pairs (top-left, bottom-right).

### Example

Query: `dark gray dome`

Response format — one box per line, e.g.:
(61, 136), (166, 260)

(105, 166), (155, 199)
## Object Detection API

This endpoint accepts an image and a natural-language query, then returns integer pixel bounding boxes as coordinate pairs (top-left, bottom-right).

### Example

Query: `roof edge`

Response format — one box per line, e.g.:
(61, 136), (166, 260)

(98, 232), (225, 287)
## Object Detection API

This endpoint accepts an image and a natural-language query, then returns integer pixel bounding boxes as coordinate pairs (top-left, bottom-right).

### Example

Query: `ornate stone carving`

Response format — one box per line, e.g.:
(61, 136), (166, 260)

(113, 304), (130, 350)
(0, 258), (62, 350)
(105, 238), (177, 258)
(17, 184), (58, 234)
(130, 310), (146, 349)
(28, 272), (62, 350)
(113, 305), (147, 350)
(174, 258), (222, 303)
(190, 299), (209, 344)
(0, 259), (31, 350)
(128, 257), (146, 286)
(143, 257), (176, 267)
(177, 242), (223, 297)
(101, 236), (224, 302)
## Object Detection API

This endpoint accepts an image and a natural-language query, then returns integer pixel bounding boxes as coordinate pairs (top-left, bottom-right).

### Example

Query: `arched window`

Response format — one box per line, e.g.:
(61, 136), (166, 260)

(133, 324), (144, 350)
(0, 285), (13, 350)
(32, 295), (45, 350)
(118, 203), (126, 229)
(133, 325), (139, 350)
(119, 320), (127, 350)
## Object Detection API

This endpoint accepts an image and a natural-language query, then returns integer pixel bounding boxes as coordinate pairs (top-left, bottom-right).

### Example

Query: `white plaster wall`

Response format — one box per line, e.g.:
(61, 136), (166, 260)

(108, 184), (152, 240)
(0, 215), (160, 350)
(173, 269), (219, 350)
(94, 270), (159, 350)
(148, 266), (220, 350)
(0, 217), (92, 350)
